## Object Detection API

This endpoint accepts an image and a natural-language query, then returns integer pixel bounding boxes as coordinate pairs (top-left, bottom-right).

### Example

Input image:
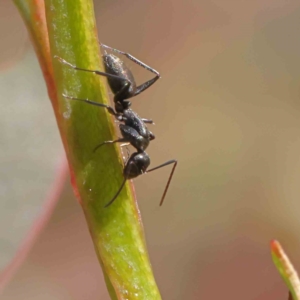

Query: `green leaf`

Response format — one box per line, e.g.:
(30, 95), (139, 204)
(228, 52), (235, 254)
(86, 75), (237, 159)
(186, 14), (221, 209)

(14, 0), (162, 298)
(271, 240), (300, 300)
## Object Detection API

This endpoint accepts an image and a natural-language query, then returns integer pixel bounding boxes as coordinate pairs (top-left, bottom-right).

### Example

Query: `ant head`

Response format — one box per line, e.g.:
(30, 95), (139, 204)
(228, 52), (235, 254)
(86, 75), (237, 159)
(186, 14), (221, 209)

(124, 152), (150, 180)
(115, 100), (131, 113)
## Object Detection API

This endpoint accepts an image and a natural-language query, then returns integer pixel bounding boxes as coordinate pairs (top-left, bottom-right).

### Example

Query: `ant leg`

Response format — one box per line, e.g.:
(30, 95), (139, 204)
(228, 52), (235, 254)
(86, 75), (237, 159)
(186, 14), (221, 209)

(94, 138), (128, 153)
(55, 56), (128, 83)
(62, 94), (117, 116)
(114, 82), (132, 103)
(148, 131), (155, 141)
(101, 44), (160, 76)
(134, 76), (160, 97)
(123, 146), (131, 164)
(104, 178), (127, 208)
(101, 44), (160, 96)
(120, 143), (130, 147)
(141, 118), (155, 125)
(146, 160), (177, 206)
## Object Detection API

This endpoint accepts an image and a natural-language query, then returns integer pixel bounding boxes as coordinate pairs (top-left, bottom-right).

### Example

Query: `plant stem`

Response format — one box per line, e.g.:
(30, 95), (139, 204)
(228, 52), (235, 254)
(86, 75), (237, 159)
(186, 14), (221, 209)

(15, 0), (162, 298)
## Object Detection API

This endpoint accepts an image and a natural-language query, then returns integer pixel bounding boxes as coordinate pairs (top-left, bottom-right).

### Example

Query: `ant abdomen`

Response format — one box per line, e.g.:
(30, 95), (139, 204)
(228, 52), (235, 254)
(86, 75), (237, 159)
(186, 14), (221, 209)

(103, 54), (136, 98)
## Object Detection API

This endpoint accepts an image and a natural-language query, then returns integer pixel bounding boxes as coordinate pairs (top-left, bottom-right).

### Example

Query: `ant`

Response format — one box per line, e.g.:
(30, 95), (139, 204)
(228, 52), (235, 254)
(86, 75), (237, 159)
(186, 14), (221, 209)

(56, 45), (177, 207)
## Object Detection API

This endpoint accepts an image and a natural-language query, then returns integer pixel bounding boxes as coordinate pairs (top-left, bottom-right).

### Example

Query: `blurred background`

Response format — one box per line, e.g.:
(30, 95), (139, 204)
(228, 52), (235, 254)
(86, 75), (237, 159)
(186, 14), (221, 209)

(1, 0), (300, 299)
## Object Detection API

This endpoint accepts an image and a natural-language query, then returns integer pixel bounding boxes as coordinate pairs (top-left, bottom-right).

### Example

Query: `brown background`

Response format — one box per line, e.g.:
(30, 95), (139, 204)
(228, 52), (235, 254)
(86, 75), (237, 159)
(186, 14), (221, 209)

(2, 0), (300, 299)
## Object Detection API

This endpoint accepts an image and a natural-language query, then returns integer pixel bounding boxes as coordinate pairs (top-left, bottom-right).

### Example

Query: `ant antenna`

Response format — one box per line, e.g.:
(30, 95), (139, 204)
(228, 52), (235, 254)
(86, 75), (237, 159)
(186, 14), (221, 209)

(104, 147), (130, 208)
(104, 178), (127, 208)
(147, 160), (177, 206)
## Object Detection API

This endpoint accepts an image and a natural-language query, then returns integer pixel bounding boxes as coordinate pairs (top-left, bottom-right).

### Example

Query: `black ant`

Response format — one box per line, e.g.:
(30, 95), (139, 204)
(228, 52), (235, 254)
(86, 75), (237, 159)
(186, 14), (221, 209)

(55, 45), (177, 207)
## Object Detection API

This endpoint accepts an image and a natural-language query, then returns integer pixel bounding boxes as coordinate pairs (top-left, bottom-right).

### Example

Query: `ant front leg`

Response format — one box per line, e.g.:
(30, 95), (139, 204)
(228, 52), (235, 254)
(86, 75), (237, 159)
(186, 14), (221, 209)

(101, 44), (161, 97)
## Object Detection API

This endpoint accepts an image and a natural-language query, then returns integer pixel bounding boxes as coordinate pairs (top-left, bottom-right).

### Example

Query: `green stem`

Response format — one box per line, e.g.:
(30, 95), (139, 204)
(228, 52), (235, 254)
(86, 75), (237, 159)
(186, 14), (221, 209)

(15, 0), (162, 298)
(271, 240), (300, 300)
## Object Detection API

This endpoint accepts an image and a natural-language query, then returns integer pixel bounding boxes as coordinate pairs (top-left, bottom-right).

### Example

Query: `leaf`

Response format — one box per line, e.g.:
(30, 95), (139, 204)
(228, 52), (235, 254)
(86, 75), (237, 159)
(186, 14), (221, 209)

(271, 240), (300, 300)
